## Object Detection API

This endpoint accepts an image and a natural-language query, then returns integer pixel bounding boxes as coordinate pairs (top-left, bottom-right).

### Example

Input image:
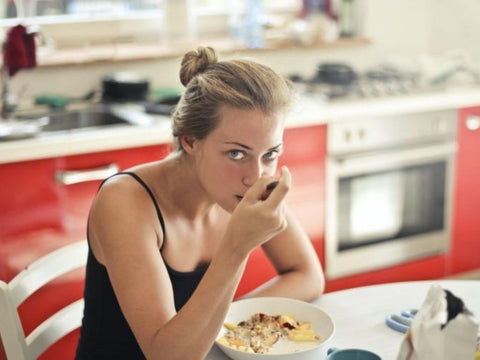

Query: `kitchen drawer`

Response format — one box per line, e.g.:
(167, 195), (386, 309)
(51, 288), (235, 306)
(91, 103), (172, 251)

(0, 145), (170, 240)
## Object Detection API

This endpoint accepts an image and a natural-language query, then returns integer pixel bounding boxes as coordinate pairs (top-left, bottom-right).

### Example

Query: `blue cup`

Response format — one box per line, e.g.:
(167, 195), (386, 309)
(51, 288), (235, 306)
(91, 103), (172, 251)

(326, 347), (382, 360)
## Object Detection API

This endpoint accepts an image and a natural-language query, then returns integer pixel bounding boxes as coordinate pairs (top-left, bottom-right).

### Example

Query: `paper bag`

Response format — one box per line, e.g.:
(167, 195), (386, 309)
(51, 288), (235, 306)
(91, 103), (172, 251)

(397, 284), (479, 360)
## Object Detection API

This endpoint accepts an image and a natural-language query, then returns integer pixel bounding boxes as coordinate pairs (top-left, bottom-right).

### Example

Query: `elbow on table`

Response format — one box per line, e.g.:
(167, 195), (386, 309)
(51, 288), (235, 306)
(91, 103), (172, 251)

(300, 265), (325, 302)
(310, 268), (326, 300)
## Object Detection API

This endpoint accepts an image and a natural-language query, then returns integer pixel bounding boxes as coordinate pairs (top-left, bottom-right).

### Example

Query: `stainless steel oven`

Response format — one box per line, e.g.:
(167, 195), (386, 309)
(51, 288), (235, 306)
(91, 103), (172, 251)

(325, 109), (457, 279)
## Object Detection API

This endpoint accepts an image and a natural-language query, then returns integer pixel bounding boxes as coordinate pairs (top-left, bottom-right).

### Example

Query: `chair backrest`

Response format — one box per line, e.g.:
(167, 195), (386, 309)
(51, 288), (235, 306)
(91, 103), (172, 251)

(0, 240), (88, 360)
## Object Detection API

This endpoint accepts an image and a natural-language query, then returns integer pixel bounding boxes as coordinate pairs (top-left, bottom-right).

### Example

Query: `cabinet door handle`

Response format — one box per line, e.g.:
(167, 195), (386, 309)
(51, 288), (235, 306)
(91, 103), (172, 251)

(466, 116), (480, 131)
(55, 163), (119, 185)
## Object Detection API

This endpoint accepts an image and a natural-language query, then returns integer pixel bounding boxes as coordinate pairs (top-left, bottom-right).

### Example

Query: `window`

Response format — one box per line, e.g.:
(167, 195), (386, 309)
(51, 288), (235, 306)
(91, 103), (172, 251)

(0, 0), (299, 50)
(2, 0), (162, 20)
(1, 0), (297, 21)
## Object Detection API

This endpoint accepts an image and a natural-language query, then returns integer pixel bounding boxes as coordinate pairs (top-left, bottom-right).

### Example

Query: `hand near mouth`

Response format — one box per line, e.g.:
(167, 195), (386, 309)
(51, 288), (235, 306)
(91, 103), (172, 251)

(260, 180), (279, 201)
(243, 166), (290, 206)
(222, 166), (292, 257)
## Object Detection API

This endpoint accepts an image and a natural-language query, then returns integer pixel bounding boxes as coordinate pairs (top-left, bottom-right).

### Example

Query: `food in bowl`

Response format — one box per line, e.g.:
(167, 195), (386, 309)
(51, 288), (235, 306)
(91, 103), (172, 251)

(216, 297), (335, 360)
(218, 312), (320, 354)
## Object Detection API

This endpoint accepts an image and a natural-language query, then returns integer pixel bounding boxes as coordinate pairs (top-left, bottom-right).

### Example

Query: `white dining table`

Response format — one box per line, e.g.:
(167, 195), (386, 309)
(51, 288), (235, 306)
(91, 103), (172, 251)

(205, 280), (480, 359)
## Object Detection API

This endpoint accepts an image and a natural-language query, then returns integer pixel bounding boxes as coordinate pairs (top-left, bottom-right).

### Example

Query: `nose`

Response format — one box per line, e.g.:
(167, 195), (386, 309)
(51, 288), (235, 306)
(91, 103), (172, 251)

(242, 160), (266, 187)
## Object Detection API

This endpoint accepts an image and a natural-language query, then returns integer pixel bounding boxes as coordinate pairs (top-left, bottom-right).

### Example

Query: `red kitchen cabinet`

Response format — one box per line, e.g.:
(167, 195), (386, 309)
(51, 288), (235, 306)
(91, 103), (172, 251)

(235, 125), (327, 297)
(450, 106), (480, 274)
(0, 144), (170, 360)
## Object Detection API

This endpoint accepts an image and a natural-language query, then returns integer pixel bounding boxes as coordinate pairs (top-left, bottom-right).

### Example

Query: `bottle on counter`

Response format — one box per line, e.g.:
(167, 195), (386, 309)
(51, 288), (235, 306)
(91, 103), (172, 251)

(339, 0), (355, 37)
(163, 0), (197, 46)
(228, 1), (244, 46)
(243, 0), (264, 48)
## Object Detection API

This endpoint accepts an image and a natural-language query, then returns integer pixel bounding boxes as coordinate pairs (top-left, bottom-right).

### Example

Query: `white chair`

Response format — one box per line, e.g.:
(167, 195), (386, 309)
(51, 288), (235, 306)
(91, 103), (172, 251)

(0, 240), (88, 360)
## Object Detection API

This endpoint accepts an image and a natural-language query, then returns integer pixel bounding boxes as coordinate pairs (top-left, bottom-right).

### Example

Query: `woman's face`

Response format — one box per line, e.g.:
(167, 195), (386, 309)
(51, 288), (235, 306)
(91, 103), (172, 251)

(191, 106), (285, 213)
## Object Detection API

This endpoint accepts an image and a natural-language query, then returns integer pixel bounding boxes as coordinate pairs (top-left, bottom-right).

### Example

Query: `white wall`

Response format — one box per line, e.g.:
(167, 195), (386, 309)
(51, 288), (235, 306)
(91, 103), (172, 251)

(430, 0), (480, 60)
(360, 0), (434, 60)
(7, 0), (480, 103)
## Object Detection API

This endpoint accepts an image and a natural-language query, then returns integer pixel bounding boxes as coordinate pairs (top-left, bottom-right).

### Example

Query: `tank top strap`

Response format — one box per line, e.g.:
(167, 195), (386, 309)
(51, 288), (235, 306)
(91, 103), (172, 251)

(103, 171), (167, 251)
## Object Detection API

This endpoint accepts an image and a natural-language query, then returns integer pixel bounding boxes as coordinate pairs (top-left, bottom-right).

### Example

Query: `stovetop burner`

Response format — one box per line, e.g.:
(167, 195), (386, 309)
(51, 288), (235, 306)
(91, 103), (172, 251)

(289, 64), (424, 101)
(357, 68), (420, 98)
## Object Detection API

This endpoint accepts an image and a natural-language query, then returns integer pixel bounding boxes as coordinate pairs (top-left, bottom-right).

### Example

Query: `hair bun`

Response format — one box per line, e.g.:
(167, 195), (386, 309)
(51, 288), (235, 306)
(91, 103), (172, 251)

(179, 46), (218, 87)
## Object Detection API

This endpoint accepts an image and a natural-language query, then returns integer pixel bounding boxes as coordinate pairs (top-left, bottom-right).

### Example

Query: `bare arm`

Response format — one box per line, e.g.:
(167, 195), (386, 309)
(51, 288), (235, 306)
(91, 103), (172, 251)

(88, 168), (292, 360)
(241, 205), (325, 301)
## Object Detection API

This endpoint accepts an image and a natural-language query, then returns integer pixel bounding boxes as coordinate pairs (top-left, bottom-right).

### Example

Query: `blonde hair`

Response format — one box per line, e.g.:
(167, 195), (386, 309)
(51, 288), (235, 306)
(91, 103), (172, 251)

(172, 46), (292, 152)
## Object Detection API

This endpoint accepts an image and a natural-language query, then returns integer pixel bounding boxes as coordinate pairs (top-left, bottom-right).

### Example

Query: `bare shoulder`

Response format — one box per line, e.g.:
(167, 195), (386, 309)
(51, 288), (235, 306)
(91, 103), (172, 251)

(91, 173), (155, 219)
(87, 172), (178, 345)
(88, 173), (164, 263)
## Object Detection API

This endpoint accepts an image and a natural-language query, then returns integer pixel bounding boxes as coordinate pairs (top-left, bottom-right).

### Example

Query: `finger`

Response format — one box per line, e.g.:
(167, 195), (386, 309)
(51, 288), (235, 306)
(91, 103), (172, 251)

(264, 166), (291, 207)
(276, 203), (288, 232)
(243, 175), (277, 202)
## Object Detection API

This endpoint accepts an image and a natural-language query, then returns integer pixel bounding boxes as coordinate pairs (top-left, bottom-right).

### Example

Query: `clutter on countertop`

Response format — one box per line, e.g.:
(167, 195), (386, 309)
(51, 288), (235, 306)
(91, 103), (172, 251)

(101, 72), (150, 103)
(100, 75), (181, 116)
(35, 90), (96, 110)
(289, 52), (480, 102)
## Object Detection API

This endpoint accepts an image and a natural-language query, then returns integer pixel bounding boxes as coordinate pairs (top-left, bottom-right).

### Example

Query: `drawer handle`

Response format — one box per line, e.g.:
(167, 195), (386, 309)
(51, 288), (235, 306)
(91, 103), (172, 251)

(466, 116), (480, 131)
(55, 163), (119, 185)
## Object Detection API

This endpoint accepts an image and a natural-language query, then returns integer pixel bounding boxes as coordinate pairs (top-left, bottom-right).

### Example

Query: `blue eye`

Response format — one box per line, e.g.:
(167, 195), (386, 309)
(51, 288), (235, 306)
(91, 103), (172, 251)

(228, 150), (246, 160)
(263, 151), (279, 161)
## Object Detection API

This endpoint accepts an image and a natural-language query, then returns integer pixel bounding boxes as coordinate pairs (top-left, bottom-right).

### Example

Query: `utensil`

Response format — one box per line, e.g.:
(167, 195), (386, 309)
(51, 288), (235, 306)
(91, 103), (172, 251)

(260, 181), (279, 200)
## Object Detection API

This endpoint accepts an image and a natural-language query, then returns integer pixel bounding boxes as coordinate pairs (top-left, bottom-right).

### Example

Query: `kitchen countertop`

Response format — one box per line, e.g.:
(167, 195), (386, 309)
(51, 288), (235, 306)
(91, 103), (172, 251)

(0, 109), (173, 164)
(206, 280), (480, 359)
(1, 87), (480, 165)
(295, 86), (480, 124)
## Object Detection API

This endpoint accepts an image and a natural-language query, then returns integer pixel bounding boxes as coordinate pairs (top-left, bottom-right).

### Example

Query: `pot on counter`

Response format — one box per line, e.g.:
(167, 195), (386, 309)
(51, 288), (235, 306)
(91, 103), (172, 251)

(101, 72), (150, 102)
(310, 62), (358, 98)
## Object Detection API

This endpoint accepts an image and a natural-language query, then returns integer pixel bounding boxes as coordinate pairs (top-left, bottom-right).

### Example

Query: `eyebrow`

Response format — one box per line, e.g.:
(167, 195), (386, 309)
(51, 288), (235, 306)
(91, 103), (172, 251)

(224, 142), (283, 151)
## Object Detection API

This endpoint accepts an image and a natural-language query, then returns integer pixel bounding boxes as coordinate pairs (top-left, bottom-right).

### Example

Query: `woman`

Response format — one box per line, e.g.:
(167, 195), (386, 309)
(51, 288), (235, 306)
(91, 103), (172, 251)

(75, 46), (324, 360)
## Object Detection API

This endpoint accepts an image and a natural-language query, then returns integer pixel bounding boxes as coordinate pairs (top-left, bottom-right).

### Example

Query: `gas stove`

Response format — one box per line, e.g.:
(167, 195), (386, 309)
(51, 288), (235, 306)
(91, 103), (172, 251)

(289, 63), (426, 101)
(356, 68), (422, 98)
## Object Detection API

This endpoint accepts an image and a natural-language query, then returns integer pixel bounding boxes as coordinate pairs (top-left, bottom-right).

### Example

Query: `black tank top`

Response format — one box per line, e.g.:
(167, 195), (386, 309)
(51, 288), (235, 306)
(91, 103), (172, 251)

(75, 172), (207, 359)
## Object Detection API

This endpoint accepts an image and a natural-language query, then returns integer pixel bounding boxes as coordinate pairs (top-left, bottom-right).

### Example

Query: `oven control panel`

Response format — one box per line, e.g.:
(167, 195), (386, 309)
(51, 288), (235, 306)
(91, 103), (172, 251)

(327, 109), (458, 156)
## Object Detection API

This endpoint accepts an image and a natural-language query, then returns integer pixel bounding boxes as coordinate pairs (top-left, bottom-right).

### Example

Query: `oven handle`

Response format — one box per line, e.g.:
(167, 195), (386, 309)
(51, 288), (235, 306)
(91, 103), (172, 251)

(466, 116), (480, 131)
(329, 142), (457, 176)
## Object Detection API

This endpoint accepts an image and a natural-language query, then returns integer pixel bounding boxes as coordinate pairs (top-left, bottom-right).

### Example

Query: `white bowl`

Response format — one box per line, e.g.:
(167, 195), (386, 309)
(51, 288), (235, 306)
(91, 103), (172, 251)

(215, 297), (335, 360)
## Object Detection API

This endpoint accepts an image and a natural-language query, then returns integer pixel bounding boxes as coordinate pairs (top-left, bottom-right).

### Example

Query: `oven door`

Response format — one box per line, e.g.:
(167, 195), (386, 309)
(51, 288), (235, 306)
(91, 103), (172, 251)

(325, 142), (457, 279)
